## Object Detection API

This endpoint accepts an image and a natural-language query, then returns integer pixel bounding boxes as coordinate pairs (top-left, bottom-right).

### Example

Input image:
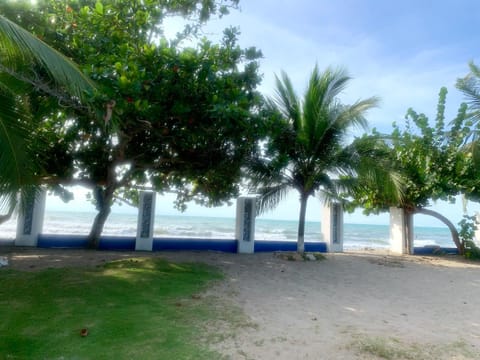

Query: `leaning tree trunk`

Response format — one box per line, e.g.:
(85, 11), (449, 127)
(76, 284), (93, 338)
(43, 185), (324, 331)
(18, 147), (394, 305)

(297, 193), (309, 253)
(413, 207), (464, 255)
(87, 185), (115, 249)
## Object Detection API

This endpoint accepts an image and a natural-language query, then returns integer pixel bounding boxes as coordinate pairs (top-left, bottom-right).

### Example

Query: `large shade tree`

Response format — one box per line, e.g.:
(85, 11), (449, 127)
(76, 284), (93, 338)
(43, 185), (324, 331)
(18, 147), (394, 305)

(248, 65), (398, 253)
(2, 0), (264, 248)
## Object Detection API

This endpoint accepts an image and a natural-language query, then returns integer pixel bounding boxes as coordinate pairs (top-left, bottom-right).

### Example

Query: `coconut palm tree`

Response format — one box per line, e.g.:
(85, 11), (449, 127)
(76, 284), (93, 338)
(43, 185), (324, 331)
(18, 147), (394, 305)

(456, 62), (480, 166)
(457, 61), (480, 126)
(0, 14), (95, 220)
(248, 65), (398, 253)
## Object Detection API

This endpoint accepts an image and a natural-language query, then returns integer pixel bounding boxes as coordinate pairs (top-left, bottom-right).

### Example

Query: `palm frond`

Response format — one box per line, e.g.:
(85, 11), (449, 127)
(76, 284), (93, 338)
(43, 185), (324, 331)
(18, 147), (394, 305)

(338, 135), (406, 206)
(0, 87), (31, 185)
(302, 67), (378, 160)
(456, 62), (480, 125)
(272, 71), (302, 129)
(246, 156), (287, 187)
(255, 184), (291, 215)
(0, 85), (39, 212)
(313, 174), (338, 200)
(314, 65), (350, 107)
(333, 97), (380, 132)
(0, 193), (17, 224)
(303, 66), (350, 136)
(0, 14), (96, 102)
(457, 76), (480, 114)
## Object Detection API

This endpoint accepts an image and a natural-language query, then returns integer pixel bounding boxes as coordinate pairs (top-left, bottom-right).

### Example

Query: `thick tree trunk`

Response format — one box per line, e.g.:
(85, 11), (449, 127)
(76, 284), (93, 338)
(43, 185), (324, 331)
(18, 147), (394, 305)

(413, 207), (464, 255)
(87, 185), (115, 249)
(297, 193), (309, 253)
(87, 202), (112, 249)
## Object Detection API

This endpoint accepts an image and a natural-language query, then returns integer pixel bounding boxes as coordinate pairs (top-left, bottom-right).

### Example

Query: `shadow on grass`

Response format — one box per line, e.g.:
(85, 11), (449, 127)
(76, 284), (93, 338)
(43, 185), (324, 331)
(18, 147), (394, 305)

(0, 258), (227, 359)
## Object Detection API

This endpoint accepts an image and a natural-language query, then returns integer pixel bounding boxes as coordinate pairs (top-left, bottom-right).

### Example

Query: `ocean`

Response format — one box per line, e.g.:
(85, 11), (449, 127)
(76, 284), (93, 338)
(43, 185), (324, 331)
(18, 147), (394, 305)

(0, 210), (458, 249)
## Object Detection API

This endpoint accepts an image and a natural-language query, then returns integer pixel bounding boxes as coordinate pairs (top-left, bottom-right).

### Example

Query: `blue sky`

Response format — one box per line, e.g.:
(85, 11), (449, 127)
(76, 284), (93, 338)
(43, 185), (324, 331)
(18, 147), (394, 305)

(49, 0), (480, 227)
(214, 0), (478, 131)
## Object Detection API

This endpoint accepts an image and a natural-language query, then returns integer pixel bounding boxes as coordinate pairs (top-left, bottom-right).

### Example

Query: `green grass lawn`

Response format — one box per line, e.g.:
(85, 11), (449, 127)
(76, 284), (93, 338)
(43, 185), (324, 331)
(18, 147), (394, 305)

(0, 257), (226, 359)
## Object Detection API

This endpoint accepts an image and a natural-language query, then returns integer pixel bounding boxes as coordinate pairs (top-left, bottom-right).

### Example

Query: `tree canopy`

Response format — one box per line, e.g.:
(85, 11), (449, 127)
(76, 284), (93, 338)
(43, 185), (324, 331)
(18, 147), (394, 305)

(3, 1), (479, 256)
(347, 87), (472, 253)
(1, 0), (265, 247)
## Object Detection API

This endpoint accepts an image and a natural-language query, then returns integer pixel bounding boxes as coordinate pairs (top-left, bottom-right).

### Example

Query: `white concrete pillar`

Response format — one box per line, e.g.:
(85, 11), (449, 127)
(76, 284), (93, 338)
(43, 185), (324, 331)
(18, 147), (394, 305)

(135, 191), (156, 251)
(389, 207), (413, 254)
(15, 190), (46, 246)
(322, 202), (344, 252)
(236, 196), (256, 253)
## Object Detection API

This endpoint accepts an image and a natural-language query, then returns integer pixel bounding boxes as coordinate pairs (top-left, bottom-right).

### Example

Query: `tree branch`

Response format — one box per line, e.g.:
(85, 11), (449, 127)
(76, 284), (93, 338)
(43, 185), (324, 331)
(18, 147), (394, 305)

(413, 207), (464, 255)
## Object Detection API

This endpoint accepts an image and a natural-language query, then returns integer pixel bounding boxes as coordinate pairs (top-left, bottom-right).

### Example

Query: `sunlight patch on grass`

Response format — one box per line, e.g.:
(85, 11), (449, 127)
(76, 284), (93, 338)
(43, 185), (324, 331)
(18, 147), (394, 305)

(0, 257), (225, 359)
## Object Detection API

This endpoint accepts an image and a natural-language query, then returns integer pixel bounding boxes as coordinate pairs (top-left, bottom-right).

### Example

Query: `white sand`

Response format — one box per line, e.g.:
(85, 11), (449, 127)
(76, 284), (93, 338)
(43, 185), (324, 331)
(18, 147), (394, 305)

(164, 251), (480, 359)
(3, 248), (480, 359)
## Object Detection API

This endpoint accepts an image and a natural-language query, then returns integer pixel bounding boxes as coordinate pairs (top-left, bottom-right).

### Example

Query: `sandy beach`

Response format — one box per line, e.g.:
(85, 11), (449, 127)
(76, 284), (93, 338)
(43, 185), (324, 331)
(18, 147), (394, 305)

(1, 247), (480, 359)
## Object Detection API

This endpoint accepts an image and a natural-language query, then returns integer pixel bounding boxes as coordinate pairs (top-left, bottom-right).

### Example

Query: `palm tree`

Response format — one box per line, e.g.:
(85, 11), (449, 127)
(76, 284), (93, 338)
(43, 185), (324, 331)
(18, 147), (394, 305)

(457, 61), (480, 125)
(249, 65), (389, 253)
(457, 61), (480, 167)
(0, 14), (95, 220)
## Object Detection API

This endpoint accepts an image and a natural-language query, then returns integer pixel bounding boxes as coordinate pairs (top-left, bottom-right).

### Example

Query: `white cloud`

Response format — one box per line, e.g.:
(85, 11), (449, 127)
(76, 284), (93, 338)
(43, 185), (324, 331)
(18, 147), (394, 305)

(46, 0), (480, 226)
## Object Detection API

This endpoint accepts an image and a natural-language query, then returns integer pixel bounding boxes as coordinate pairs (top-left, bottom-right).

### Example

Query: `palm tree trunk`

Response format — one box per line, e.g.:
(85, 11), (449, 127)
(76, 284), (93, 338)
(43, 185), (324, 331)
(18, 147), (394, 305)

(297, 193), (309, 253)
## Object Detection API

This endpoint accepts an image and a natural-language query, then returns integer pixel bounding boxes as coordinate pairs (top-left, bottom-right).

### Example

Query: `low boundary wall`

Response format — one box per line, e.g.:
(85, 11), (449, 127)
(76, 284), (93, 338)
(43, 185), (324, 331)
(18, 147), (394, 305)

(37, 234), (328, 253)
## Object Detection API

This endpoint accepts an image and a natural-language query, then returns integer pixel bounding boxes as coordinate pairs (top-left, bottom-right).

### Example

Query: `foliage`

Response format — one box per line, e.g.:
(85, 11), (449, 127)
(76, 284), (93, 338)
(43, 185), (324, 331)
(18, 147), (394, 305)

(248, 65), (383, 252)
(456, 62), (480, 259)
(458, 214), (476, 244)
(0, 12), (98, 217)
(0, 78), (36, 211)
(350, 88), (470, 214)
(0, 257), (226, 359)
(347, 87), (473, 253)
(340, 133), (405, 214)
(464, 240), (480, 260)
(459, 215), (480, 260)
(1, 0), (264, 246)
(456, 61), (480, 131)
(0, 13), (95, 103)
(456, 61), (480, 202)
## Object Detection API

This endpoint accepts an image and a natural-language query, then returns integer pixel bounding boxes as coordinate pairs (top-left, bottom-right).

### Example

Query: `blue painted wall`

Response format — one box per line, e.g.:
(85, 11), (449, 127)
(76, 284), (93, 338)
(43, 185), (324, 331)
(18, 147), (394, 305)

(37, 234), (328, 253)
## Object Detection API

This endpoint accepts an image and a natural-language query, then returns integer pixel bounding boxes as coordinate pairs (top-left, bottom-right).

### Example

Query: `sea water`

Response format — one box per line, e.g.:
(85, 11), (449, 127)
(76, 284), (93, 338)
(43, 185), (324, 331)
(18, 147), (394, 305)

(0, 210), (457, 249)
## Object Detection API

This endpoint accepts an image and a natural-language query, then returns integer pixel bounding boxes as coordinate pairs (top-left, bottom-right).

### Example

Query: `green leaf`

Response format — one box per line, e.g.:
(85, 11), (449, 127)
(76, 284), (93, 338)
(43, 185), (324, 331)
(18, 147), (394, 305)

(80, 6), (89, 17)
(95, 1), (104, 15)
(0, 15), (96, 102)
